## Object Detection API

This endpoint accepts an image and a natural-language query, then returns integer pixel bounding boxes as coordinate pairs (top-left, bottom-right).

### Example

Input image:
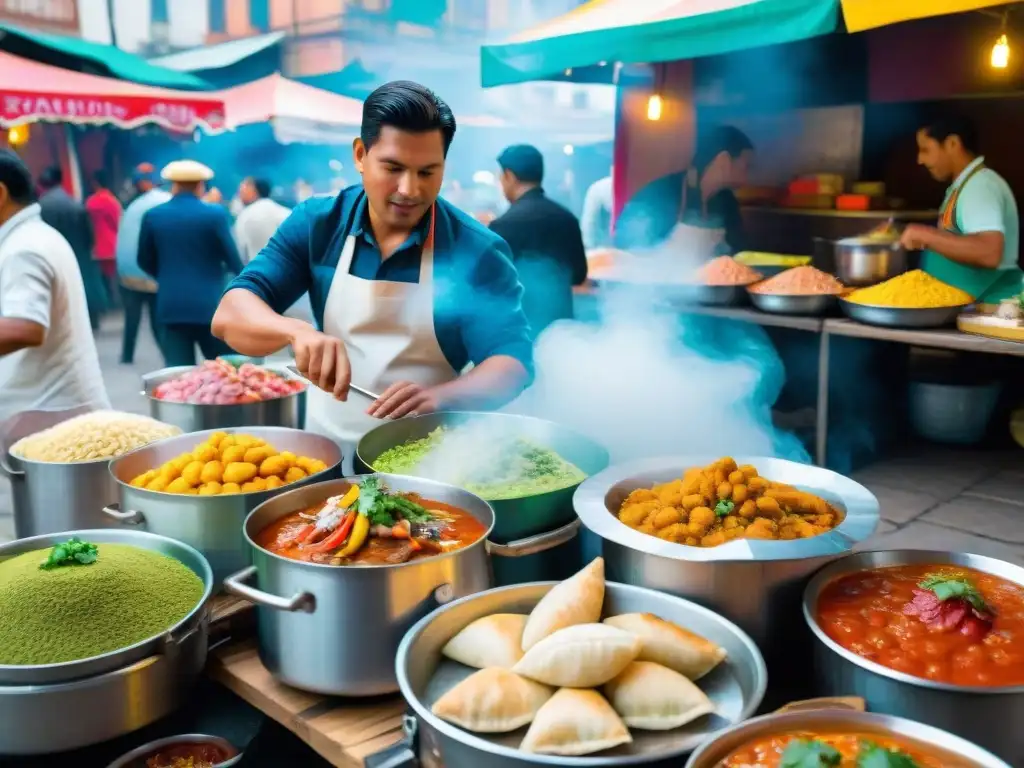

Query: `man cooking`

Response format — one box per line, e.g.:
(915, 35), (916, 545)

(900, 115), (1021, 303)
(212, 81), (533, 461)
(614, 125), (754, 259)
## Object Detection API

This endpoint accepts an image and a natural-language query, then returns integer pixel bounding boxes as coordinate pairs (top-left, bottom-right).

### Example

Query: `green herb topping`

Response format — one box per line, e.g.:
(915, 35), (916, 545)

(39, 538), (99, 570)
(357, 477), (432, 528)
(857, 740), (920, 768)
(714, 499), (735, 517)
(919, 573), (990, 613)
(780, 739), (841, 767)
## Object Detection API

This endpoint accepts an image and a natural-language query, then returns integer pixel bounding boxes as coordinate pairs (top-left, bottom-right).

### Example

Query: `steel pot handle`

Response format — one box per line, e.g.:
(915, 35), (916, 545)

(486, 518), (581, 558)
(0, 454), (23, 478)
(223, 565), (316, 613)
(365, 714), (419, 768)
(102, 503), (145, 525)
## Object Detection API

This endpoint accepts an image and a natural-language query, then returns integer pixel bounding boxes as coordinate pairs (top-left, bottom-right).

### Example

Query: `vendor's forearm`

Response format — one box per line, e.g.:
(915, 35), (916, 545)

(0, 319), (44, 357)
(212, 289), (310, 357)
(436, 356), (529, 411)
(924, 229), (1003, 270)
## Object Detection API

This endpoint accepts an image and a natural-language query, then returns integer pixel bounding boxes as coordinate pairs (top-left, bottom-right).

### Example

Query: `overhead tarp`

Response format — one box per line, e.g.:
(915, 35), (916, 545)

(0, 23), (209, 90)
(149, 32), (286, 73)
(840, 0), (1019, 32)
(480, 0), (841, 87)
(0, 51), (225, 133)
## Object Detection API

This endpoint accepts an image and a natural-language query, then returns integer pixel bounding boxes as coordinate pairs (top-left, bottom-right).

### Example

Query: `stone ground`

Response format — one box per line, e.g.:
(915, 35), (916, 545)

(0, 312), (1021, 561)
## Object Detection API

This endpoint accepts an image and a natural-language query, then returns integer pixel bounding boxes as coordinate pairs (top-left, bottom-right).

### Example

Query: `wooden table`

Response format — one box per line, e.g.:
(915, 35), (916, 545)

(205, 595), (406, 768)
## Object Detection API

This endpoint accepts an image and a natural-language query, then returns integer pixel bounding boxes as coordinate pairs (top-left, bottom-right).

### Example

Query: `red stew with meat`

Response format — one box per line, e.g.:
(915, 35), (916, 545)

(140, 740), (237, 768)
(257, 477), (487, 565)
(816, 563), (1024, 687)
(722, 731), (947, 767)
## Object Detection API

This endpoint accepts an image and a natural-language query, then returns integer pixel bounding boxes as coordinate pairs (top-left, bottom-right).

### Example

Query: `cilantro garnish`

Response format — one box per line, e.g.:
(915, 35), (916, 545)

(780, 739), (841, 767)
(857, 740), (920, 768)
(40, 538), (98, 570)
(919, 573), (990, 613)
(714, 499), (735, 517)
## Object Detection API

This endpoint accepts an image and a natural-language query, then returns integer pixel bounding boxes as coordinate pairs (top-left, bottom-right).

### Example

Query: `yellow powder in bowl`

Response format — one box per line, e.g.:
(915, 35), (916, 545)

(845, 270), (974, 309)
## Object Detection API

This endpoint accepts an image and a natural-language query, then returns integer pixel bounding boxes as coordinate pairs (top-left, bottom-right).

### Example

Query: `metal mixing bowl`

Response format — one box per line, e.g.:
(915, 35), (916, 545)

(838, 298), (969, 328)
(748, 292), (836, 316)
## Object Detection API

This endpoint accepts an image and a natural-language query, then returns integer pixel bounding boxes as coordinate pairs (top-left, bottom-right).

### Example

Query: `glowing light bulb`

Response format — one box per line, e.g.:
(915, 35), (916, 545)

(6, 124), (29, 147)
(646, 94), (662, 121)
(563, 144), (574, 156)
(992, 34), (1010, 69)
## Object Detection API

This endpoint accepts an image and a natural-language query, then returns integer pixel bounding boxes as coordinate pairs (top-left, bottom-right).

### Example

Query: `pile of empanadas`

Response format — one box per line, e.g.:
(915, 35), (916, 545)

(431, 557), (728, 756)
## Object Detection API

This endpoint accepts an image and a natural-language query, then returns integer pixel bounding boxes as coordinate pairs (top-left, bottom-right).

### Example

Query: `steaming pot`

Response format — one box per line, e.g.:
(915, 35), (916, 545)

(574, 455), (879, 704)
(356, 412), (610, 586)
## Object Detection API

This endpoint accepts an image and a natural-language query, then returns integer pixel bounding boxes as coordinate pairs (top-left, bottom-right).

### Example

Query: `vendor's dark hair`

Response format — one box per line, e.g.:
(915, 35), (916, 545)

(39, 166), (63, 190)
(249, 177), (271, 198)
(921, 114), (979, 155)
(693, 125), (754, 172)
(0, 151), (35, 205)
(361, 80), (456, 156)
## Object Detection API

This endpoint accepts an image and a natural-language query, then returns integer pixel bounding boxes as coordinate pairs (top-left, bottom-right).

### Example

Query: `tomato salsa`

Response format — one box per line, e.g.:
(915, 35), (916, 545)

(816, 563), (1024, 687)
(257, 478), (487, 566)
(722, 731), (948, 767)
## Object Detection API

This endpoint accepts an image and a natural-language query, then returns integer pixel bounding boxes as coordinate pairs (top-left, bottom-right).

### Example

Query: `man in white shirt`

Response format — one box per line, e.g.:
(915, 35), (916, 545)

(580, 168), (613, 249)
(233, 177), (291, 264)
(0, 151), (109, 424)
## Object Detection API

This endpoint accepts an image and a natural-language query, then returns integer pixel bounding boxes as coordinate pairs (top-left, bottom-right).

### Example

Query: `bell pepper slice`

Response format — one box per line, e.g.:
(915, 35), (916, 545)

(332, 512), (371, 561)
(306, 510), (356, 553)
(337, 485), (360, 509)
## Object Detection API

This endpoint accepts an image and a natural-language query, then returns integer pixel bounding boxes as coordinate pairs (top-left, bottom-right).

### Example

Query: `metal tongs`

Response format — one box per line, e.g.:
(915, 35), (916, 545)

(286, 364), (380, 401)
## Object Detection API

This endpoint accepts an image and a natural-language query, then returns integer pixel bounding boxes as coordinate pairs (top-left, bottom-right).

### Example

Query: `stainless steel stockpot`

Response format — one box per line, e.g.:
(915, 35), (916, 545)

(574, 455), (879, 694)
(685, 709), (1010, 768)
(0, 528), (212, 688)
(804, 549), (1024, 765)
(105, 427), (342, 583)
(224, 475), (495, 697)
(142, 364), (307, 433)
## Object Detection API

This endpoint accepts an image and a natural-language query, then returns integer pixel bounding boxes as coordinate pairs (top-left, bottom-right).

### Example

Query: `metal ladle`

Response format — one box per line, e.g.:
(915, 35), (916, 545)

(286, 365), (380, 401)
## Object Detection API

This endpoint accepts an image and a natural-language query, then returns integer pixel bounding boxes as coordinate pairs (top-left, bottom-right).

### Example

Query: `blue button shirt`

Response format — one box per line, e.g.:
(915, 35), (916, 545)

(226, 186), (534, 375)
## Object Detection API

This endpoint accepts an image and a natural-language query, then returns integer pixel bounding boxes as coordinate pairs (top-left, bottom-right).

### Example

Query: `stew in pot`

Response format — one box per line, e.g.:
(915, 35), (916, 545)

(257, 478), (487, 565)
(721, 731), (948, 767)
(816, 563), (1024, 687)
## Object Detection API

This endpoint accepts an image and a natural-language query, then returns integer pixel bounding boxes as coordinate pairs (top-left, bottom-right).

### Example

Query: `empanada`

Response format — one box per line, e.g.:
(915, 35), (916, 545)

(512, 623), (641, 688)
(604, 661), (715, 730)
(430, 668), (553, 733)
(604, 612), (726, 680)
(520, 688), (632, 756)
(442, 614), (528, 670)
(522, 557), (604, 651)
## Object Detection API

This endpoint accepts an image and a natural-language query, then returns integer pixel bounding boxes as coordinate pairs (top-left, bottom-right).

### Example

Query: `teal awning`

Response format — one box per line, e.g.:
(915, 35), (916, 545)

(0, 23), (210, 90)
(149, 32), (285, 73)
(480, 0), (841, 87)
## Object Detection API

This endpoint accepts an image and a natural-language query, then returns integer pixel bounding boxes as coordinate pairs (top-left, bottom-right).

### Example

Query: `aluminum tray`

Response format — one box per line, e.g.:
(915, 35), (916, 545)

(838, 299), (970, 329)
(748, 292), (836, 316)
(397, 580), (767, 768)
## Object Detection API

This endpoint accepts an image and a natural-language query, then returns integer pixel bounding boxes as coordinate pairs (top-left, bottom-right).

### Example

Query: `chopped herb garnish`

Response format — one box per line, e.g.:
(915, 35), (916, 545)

(919, 573), (990, 614)
(714, 499), (735, 517)
(358, 477), (433, 527)
(40, 538), (98, 570)
(781, 739), (841, 767)
(857, 740), (920, 768)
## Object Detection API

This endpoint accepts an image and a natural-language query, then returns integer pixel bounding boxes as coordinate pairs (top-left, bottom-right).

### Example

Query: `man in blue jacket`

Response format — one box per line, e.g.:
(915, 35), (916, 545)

(139, 160), (243, 366)
(212, 81), (532, 456)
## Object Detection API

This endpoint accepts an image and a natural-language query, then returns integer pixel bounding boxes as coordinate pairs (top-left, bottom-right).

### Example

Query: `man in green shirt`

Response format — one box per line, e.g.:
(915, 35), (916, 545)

(900, 115), (1021, 303)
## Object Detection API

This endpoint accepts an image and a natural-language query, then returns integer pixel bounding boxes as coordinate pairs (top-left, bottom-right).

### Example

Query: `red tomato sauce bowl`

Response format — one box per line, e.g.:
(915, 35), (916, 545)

(802, 550), (1024, 766)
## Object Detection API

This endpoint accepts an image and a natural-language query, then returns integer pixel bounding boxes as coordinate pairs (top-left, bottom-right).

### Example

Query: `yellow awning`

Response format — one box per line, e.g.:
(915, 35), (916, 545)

(841, 0), (1019, 33)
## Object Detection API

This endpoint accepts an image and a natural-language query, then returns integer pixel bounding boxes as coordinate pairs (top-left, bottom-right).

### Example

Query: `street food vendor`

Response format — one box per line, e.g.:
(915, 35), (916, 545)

(900, 115), (1022, 303)
(212, 81), (533, 455)
(614, 125), (754, 258)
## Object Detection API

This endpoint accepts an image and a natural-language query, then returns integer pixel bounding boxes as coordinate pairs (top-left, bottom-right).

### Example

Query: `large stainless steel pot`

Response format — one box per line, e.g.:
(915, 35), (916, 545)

(396, 580), (767, 768)
(804, 549), (1024, 765)
(357, 412), (610, 585)
(685, 709), (1010, 768)
(104, 427), (342, 583)
(820, 233), (912, 287)
(574, 455), (879, 700)
(142, 364), (307, 432)
(223, 475), (495, 696)
(0, 528), (212, 687)
(0, 406), (120, 538)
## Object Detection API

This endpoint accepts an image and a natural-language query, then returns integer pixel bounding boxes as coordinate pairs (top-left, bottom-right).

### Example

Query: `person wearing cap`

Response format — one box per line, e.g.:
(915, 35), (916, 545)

(489, 144), (588, 335)
(212, 81), (532, 462)
(115, 165), (170, 364)
(138, 160), (243, 367)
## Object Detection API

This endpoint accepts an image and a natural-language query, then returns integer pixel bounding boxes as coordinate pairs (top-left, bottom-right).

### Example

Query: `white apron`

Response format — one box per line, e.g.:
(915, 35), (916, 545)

(304, 207), (458, 459)
(662, 170), (726, 270)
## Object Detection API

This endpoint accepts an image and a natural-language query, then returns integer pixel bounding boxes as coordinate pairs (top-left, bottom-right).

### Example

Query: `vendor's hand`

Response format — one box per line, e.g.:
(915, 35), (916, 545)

(367, 381), (445, 420)
(899, 224), (934, 251)
(291, 327), (351, 400)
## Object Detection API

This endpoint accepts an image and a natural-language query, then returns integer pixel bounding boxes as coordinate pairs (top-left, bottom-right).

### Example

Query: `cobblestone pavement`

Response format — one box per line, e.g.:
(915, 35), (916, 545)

(0, 312), (1021, 562)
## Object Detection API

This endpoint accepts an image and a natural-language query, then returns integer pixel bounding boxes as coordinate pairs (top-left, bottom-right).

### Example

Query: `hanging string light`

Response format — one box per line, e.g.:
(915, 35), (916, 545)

(646, 64), (664, 121)
(991, 11), (1011, 69)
